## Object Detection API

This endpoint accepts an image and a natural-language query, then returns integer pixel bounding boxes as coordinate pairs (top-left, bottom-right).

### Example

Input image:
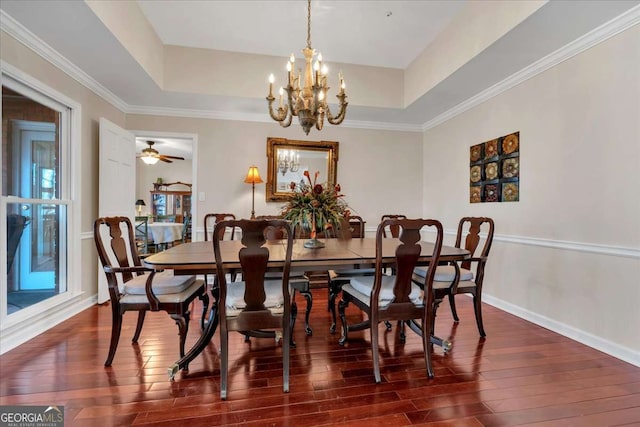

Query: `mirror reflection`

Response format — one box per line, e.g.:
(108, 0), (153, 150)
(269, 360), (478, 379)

(266, 138), (338, 201)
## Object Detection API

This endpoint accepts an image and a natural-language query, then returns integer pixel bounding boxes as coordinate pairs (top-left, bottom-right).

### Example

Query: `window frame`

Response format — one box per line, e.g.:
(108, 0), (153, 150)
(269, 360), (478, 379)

(0, 61), (82, 330)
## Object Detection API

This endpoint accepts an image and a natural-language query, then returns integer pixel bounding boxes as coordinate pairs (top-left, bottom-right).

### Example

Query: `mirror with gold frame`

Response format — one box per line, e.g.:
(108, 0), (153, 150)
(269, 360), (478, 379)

(266, 137), (339, 202)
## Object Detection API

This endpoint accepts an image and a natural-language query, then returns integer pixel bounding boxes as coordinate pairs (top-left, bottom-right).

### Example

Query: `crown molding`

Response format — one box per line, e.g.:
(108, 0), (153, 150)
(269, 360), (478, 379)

(422, 4), (640, 132)
(3, 5), (638, 133)
(0, 10), (128, 113)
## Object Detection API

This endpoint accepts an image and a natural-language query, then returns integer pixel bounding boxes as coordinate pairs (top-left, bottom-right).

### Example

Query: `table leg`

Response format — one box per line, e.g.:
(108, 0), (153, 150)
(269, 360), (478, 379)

(168, 289), (219, 380)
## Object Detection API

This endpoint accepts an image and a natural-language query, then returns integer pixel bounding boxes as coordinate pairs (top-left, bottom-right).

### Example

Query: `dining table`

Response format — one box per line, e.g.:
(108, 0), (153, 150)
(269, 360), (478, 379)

(143, 237), (470, 379)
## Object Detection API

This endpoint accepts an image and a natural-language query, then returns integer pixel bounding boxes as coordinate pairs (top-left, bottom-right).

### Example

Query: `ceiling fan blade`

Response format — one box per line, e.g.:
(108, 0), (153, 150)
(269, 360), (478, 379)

(159, 155), (185, 160)
(159, 157), (173, 163)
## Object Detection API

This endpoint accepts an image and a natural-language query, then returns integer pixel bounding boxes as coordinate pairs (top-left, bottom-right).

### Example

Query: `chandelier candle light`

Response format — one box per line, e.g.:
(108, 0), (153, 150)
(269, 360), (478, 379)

(266, 0), (348, 135)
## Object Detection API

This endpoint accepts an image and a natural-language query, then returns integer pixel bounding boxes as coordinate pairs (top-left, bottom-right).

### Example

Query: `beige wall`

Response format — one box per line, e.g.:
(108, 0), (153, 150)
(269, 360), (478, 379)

(422, 26), (640, 358)
(125, 115), (423, 238)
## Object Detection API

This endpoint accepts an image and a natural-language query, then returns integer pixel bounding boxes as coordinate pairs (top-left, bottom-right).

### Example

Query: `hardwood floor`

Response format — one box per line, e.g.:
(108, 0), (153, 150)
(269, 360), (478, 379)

(1, 291), (639, 426)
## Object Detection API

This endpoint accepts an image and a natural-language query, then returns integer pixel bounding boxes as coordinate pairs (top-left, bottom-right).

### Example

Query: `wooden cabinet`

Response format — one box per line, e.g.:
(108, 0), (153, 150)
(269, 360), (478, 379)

(150, 182), (191, 223)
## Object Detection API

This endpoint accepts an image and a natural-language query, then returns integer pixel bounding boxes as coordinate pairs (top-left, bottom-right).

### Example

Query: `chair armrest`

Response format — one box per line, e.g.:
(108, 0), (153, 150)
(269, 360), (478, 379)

(103, 265), (152, 274)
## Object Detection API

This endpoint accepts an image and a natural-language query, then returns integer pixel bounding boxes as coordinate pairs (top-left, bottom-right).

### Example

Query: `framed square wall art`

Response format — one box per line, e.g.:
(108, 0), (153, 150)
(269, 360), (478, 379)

(470, 131), (519, 203)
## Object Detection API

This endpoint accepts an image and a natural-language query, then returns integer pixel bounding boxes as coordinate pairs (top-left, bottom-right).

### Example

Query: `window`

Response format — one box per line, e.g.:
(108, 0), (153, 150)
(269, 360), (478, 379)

(1, 66), (80, 333)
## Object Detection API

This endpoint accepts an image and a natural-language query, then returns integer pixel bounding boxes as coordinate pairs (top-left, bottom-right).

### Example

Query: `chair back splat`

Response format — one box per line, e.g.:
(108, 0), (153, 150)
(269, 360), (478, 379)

(213, 219), (294, 400)
(380, 214), (407, 238)
(338, 218), (444, 382)
(204, 213), (237, 241)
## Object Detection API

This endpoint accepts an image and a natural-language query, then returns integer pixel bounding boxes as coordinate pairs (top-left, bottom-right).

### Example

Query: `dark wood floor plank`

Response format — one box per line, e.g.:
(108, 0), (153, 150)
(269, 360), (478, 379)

(1, 291), (639, 426)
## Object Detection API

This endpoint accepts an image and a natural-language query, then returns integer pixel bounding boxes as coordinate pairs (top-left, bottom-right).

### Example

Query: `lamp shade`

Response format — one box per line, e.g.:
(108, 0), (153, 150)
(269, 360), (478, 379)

(135, 199), (146, 207)
(244, 166), (263, 184)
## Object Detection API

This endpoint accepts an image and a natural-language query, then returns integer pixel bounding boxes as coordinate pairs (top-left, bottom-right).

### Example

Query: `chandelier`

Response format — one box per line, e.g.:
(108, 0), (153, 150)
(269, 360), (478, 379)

(266, 0), (348, 135)
(278, 149), (300, 175)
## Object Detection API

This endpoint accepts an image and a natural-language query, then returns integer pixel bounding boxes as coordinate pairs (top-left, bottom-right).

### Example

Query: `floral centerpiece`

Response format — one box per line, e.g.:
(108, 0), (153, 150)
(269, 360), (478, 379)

(281, 170), (348, 248)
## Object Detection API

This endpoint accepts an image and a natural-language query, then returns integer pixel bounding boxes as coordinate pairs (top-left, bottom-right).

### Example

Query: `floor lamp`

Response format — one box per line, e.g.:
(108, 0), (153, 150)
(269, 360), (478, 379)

(244, 166), (263, 219)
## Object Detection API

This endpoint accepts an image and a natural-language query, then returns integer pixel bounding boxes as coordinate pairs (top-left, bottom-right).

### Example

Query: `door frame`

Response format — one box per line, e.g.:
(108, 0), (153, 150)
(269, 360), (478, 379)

(130, 130), (198, 241)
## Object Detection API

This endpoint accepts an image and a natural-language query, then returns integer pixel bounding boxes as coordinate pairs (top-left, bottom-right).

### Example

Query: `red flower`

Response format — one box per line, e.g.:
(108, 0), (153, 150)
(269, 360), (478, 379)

(313, 184), (323, 195)
(289, 182), (296, 190)
(335, 184), (341, 192)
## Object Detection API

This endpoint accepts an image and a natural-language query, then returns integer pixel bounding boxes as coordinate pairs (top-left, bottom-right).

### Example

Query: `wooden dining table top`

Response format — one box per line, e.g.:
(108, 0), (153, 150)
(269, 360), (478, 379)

(143, 238), (470, 273)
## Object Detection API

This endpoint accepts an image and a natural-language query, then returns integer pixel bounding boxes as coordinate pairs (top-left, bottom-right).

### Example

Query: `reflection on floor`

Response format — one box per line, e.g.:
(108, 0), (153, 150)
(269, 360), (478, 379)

(7, 290), (57, 314)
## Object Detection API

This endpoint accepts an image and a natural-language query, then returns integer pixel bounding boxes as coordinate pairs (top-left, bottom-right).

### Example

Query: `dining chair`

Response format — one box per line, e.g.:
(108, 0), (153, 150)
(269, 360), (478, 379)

(380, 214), (407, 238)
(203, 213), (237, 285)
(338, 218), (444, 382)
(134, 216), (149, 255)
(94, 216), (208, 367)
(327, 215), (375, 333)
(213, 218), (294, 400)
(258, 215), (313, 336)
(181, 215), (191, 243)
(413, 217), (495, 337)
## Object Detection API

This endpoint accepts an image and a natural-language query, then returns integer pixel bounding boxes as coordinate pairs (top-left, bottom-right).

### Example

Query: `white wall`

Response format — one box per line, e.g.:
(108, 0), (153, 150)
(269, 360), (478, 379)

(422, 25), (640, 364)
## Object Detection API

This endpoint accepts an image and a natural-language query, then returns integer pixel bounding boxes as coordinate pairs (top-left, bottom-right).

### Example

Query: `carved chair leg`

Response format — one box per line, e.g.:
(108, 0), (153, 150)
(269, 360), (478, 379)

(301, 289), (313, 336)
(422, 318), (434, 379)
(132, 310), (146, 343)
(220, 329), (228, 400)
(289, 300), (297, 348)
(198, 292), (210, 330)
(371, 320), (381, 383)
(399, 320), (406, 343)
(171, 311), (191, 359)
(448, 292), (460, 322)
(338, 298), (349, 346)
(328, 280), (343, 334)
(283, 316), (290, 393)
(105, 312), (123, 366)
(472, 290), (486, 337)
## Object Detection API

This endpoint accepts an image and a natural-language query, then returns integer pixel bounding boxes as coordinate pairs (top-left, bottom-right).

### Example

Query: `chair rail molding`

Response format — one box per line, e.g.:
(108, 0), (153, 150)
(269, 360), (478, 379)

(417, 228), (639, 259)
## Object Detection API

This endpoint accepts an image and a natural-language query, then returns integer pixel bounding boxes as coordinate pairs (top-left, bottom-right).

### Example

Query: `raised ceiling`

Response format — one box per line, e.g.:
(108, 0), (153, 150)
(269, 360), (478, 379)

(1, 0), (638, 133)
(137, 0), (464, 69)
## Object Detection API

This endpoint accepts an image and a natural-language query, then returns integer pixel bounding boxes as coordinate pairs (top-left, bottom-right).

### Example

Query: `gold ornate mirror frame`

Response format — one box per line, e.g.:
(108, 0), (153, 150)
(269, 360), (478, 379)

(266, 137), (339, 202)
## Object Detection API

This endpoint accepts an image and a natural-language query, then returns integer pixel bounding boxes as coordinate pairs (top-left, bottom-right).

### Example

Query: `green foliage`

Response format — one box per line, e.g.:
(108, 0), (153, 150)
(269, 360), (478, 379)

(281, 170), (348, 235)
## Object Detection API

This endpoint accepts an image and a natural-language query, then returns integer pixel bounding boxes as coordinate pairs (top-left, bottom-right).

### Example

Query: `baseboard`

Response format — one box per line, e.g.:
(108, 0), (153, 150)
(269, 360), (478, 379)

(0, 295), (97, 355)
(482, 294), (640, 367)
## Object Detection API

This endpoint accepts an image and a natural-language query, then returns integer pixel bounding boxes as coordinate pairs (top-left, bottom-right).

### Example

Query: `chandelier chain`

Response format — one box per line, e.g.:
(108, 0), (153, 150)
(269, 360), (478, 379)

(306, 0), (312, 49)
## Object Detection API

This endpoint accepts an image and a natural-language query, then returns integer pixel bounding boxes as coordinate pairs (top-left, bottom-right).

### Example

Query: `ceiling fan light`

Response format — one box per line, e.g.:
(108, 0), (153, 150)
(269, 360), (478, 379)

(141, 154), (159, 165)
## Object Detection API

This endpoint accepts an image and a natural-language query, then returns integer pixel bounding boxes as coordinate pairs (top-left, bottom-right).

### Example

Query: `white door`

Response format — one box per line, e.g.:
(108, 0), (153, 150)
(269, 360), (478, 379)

(98, 118), (136, 303)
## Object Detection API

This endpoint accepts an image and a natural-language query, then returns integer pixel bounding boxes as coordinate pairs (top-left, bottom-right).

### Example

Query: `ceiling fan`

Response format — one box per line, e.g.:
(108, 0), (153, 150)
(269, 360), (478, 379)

(139, 141), (185, 164)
